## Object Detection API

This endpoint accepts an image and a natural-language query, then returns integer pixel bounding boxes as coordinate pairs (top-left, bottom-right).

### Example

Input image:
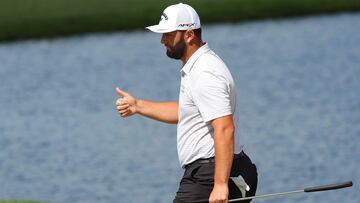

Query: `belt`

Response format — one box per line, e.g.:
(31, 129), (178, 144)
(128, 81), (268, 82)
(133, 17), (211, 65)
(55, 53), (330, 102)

(185, 151), (245, 169)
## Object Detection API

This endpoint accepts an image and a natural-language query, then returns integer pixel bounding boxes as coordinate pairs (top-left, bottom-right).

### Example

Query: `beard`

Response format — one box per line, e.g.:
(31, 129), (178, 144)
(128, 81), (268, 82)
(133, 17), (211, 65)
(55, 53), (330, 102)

(166, 37), (186, 60)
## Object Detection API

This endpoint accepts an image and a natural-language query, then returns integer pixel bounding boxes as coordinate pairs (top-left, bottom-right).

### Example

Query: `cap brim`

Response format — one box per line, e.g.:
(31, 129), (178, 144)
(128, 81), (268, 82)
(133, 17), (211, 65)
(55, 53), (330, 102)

(145, 24), (177, 33)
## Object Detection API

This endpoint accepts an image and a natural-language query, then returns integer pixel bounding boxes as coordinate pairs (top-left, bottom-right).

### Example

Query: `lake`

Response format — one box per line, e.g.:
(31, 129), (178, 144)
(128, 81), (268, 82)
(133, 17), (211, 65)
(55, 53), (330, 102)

(0, 12), (359, 203)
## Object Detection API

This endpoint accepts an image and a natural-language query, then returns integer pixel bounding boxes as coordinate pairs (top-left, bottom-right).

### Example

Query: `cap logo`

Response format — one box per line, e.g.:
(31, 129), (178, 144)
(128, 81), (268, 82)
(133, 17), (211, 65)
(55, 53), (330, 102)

(178, 23), (195, 28)
(160, 12), (168, 22)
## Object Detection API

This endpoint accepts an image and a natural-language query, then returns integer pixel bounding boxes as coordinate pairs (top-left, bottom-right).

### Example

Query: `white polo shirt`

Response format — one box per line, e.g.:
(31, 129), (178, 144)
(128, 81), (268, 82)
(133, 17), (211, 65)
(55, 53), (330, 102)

(177, 43), (244, 168)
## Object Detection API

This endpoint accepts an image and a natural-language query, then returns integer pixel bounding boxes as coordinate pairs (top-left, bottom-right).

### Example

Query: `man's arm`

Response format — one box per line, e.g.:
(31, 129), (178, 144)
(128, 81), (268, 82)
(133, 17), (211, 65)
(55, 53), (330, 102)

(209, 114), (235, 203)
(115, 87), (178, 124)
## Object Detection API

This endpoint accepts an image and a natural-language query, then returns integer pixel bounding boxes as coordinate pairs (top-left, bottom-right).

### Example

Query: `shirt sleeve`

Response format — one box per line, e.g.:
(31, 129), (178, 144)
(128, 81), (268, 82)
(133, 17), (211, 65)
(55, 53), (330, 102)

(192, 70), (232, 122)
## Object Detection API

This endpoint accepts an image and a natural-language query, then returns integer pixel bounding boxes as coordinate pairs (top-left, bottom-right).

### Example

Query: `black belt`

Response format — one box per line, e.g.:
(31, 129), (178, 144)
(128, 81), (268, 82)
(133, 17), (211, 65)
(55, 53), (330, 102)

(185, 151), (245, 169)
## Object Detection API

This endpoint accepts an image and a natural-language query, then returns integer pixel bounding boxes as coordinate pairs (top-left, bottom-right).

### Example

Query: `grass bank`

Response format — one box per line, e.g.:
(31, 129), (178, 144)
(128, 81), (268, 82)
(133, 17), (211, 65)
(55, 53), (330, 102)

(0, 0), (360, 41)
(0, 201), (44, 203)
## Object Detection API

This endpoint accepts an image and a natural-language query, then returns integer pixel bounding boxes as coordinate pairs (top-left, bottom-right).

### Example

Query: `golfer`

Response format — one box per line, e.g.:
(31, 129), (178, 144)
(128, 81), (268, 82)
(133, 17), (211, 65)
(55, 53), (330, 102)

(116, 3), (257, 203)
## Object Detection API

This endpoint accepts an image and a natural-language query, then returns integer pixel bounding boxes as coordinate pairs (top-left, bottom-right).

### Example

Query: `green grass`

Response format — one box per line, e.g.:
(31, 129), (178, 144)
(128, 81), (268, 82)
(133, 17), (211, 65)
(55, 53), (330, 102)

(0, 201), (44, 203)
(0, 0), (360, 41)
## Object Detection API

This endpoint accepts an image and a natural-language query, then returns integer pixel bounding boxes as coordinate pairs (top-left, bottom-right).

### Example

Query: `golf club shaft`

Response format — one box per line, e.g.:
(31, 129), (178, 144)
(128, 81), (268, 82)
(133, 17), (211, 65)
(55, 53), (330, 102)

(192, 181), (353, 203)
(229, 181), (353, 202)
(229, 189), (304, 202)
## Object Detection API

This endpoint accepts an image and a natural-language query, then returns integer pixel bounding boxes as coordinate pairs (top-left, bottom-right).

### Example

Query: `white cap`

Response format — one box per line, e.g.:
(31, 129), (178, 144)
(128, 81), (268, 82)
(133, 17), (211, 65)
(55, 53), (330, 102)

(146, 3), (201, 33)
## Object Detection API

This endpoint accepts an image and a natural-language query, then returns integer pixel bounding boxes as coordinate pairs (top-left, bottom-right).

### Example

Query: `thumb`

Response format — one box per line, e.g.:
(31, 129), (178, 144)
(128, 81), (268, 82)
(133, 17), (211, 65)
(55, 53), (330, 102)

(115, 87), (128, 97)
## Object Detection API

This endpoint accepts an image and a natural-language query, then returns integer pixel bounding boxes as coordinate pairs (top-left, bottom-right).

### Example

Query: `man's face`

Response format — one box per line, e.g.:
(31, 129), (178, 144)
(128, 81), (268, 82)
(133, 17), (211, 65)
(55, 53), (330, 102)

(161, 31), (186, 60)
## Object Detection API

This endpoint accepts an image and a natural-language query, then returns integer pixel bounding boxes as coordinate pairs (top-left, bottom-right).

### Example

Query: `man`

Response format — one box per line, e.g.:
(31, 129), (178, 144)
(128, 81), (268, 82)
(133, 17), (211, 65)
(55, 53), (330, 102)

(116, 3), (257, 203)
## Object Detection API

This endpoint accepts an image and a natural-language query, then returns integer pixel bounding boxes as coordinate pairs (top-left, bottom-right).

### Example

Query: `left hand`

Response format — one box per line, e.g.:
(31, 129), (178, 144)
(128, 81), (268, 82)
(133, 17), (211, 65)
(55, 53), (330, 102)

(209, 183), (229, 203)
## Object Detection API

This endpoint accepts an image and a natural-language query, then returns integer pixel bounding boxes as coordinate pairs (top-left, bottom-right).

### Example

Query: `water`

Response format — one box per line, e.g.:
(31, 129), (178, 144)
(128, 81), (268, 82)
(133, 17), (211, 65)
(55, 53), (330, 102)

(0, 13), (359, 203)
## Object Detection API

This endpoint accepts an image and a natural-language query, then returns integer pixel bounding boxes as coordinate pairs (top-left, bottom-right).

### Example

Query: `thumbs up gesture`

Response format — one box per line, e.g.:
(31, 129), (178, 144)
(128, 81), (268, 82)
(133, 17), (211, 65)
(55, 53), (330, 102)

(115, 87), (137, 117)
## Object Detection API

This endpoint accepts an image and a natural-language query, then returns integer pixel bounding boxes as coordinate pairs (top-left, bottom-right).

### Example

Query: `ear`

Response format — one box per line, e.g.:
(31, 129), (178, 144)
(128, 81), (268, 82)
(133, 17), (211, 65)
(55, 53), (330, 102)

(184, 29), (196, 44)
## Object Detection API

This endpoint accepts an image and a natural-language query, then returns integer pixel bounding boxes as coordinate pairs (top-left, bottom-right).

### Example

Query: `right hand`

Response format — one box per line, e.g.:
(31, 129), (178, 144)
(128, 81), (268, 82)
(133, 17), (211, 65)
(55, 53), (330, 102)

(115, 87), (137, 117)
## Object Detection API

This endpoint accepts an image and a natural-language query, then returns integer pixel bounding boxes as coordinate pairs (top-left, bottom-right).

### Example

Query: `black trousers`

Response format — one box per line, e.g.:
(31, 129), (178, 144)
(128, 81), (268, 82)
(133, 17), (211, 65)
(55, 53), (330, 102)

(173, 152), (258, 203)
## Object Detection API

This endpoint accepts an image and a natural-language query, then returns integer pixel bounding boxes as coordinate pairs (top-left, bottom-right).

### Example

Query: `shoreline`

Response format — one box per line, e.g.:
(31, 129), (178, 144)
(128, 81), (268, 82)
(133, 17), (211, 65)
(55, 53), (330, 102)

(1, 0), (360, 42)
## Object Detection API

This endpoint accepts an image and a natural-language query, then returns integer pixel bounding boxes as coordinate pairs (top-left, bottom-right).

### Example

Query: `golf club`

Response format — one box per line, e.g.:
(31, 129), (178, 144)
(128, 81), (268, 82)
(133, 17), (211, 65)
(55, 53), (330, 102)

(191, 181), (353, 203)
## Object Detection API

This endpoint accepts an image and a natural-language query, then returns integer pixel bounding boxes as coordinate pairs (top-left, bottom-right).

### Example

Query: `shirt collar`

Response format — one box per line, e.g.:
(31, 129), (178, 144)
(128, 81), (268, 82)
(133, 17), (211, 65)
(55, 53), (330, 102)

(180, 43), (210, 75)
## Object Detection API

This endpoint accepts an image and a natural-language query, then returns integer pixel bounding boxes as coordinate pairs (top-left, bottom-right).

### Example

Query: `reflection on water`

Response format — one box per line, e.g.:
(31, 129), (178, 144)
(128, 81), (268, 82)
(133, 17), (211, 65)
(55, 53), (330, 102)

(0, 13), (359, 203)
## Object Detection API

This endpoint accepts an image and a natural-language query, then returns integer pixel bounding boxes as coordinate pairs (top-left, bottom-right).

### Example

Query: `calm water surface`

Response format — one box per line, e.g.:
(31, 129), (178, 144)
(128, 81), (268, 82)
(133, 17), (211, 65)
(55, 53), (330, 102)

(0, 13), (359, 203)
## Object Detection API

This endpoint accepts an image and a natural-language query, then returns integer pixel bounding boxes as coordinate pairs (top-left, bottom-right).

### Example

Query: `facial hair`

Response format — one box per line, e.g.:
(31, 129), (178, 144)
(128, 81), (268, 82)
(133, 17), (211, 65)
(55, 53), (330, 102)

(166, 36), (186, 60)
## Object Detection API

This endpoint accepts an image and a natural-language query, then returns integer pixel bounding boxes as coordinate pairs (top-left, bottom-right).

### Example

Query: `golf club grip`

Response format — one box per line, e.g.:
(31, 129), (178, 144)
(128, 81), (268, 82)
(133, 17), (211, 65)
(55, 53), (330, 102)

(304, 181), (353, 193)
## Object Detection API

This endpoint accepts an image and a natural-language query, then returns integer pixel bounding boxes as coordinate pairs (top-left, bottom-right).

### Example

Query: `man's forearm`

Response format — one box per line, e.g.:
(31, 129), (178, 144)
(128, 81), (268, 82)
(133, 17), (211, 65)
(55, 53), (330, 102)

(137, 100), (178, 124)
(209, 115), (235, 202)
(213, 126), (234, 186)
